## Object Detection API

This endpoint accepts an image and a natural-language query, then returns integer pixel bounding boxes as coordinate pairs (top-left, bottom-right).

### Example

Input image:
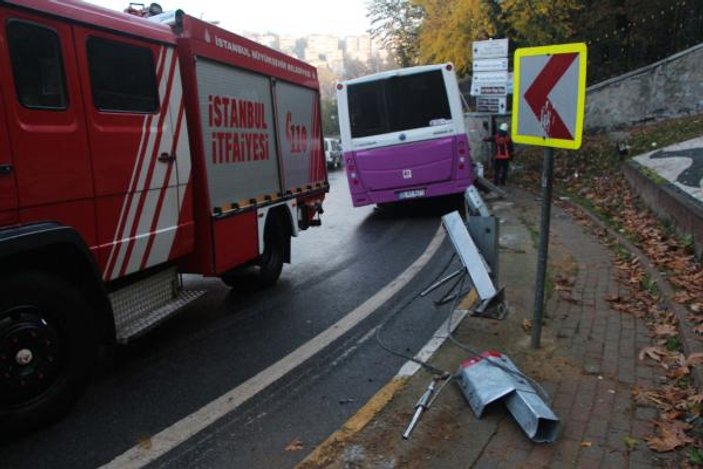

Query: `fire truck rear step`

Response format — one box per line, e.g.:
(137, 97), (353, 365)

(109, 268), (205, 343)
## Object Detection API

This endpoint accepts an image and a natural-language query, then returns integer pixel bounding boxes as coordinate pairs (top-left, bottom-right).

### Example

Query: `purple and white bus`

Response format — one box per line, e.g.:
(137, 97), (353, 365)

(336, 63), (473, 207)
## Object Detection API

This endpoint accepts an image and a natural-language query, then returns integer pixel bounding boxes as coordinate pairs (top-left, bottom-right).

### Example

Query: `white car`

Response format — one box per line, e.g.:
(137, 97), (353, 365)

(324, 137), (342, 169)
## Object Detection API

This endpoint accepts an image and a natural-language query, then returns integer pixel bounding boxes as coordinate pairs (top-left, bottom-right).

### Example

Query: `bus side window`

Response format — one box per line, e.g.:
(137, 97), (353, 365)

(7, 20), (68, 110)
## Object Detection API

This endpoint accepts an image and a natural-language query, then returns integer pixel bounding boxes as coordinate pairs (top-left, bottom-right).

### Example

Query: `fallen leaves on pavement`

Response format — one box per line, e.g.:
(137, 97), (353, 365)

(517, 116), (703, 460)
(639, 346), (673, 364)
(285, 438), (304, 452)
(646, 421), (694, 452)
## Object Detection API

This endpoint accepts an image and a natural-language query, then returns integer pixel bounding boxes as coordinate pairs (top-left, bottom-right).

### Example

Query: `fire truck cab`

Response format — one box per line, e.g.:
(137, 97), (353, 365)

(0, 0), (327, 434)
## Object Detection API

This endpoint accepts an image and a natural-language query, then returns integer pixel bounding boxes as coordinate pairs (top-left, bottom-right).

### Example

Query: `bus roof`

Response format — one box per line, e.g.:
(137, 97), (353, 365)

(340, 63), (454, 86)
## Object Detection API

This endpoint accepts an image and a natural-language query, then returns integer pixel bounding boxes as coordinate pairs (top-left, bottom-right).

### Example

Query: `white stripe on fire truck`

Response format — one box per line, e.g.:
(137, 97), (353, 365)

(156, 63), (191, 265)
(140, 69), (187, 270)
(118, 48), (179, 277)
(107, 46), (175, 280)
(104, 45), (168, 280)
(124, 54), (180, 274)
(111, 48), (173, 278)
(141, 52), (190, 270)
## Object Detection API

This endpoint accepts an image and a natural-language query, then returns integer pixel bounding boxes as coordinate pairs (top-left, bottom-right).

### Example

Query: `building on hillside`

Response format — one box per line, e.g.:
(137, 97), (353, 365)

(278, 35), (299, 57)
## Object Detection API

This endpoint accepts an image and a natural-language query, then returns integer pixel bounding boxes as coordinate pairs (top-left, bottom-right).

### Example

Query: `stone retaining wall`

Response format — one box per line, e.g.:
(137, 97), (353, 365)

(586, 44), (703, 130)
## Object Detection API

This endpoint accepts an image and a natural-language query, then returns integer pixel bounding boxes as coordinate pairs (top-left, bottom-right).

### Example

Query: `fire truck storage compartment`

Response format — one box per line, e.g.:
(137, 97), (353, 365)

(197, 60), (280, 208)
(274, 80), (322, 192)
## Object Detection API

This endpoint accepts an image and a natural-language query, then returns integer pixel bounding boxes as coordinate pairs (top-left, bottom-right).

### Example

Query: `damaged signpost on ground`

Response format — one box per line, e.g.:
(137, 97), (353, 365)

(409, 43), (588, 442)
(511, 43), (588, 348)
(439, 208), (560, 443)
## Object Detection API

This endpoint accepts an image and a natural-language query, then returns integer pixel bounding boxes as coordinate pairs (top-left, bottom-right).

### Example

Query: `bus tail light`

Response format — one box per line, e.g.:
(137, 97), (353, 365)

(458, 140), (467, 169)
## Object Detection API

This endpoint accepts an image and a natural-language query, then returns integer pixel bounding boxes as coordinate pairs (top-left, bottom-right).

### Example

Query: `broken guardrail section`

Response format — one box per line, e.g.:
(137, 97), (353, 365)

(457, 351), (559, 443)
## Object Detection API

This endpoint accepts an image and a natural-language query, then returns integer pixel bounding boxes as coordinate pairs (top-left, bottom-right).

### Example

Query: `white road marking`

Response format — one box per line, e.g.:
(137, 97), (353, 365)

(397, 308), (468, 378)
(101, 225), (447, 469)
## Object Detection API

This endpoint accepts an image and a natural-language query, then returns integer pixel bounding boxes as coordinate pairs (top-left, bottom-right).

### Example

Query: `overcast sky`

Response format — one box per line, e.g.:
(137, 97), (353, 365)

(86, 0), (373, 36)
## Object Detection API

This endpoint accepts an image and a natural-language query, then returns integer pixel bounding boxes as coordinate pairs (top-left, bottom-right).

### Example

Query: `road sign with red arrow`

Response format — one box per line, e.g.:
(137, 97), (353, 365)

(511, 43), (587, 149)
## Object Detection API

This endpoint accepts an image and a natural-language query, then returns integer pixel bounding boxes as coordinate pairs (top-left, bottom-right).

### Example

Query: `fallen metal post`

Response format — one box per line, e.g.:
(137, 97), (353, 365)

(419, 269), (464, 298)
(402, 378), (436, 439)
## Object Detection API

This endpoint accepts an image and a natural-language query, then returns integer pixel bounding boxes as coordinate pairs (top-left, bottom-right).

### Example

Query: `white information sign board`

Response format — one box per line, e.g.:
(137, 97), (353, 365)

(476, 97), (507, 114)
(470, 82), (508, 97)
(472, 70), (509, 83)
(473, 58), (509, 72)
(472, 38), (509, 59)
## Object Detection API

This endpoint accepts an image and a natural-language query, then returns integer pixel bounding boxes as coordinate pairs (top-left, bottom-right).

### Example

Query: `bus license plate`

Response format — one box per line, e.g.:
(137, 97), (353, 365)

(398, 189), (425, 200)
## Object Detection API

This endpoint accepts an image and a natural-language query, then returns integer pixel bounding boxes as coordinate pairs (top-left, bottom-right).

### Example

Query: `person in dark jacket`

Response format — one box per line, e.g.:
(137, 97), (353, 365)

(483, 122), (514, 186)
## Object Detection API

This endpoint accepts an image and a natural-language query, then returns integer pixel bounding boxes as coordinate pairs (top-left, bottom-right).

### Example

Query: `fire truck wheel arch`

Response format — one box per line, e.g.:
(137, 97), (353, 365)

(220, 208), (291, 288)
(0, 271), (98, 435)
(0, 223), (115, 344)
(256, 201), (298, 257)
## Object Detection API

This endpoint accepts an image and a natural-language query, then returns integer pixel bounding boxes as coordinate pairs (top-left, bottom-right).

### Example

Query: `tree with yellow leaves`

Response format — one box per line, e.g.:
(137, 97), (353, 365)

(497, 0), (582, 47)
(413, 0), (497, 75)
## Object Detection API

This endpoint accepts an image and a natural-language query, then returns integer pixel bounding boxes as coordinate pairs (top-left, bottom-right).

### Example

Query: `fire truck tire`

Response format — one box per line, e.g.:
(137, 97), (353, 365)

(256, 217), (286, 288)
(0, 271), (97, 436)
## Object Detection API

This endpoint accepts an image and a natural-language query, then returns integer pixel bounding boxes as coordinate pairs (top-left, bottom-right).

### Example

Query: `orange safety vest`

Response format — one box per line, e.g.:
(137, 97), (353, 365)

(495, 135), (512, 160)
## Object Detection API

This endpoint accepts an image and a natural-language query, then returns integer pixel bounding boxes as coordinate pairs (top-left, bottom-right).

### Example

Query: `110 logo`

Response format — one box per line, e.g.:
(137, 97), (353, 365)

(285, 112), (308, 154)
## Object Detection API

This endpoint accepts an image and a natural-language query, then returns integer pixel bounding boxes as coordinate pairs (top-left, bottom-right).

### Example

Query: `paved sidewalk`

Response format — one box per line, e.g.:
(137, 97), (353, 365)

(299, 188), (678, 468)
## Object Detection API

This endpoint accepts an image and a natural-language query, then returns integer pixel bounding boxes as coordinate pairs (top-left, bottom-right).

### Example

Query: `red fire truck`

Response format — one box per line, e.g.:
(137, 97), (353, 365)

(0, 0), (327, 433)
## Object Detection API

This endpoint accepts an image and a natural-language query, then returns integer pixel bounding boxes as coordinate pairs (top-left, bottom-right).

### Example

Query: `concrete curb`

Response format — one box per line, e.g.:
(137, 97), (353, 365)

(624, 159), (703, 259)
(559, 198), (703, 388)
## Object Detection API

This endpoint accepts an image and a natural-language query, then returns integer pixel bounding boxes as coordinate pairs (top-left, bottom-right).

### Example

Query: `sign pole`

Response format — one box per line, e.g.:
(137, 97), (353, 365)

(531, 146), (554, 349)
(511, 42), (587, 348)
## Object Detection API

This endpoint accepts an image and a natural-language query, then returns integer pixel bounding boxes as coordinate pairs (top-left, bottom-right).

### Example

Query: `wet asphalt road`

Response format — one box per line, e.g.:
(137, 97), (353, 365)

(0, 169), (463, 469)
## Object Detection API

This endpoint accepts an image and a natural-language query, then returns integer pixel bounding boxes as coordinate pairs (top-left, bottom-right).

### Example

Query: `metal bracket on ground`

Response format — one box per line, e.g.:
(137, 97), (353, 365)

(457, 351), (559, 443)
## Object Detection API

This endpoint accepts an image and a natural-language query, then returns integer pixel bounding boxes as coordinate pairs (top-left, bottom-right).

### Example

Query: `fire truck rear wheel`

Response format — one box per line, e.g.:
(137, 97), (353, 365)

(256, 217), (286, 288)
(0, 271), (97, 436)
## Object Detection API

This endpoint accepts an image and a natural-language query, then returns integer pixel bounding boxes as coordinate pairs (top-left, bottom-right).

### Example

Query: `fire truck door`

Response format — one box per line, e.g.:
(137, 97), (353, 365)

(73, 27), (182, 280)
(0, 72), (17, 225)
(0, 13), (95, 237)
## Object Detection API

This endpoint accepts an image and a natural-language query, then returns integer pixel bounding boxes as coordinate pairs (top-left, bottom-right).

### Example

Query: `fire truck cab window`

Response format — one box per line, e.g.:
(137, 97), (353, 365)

(7, 20), (67, 110)
(87, 38), (159, 113)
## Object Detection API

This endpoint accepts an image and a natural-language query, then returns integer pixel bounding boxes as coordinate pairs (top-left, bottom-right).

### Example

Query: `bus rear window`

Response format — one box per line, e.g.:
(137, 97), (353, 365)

(348, 70), (451, 138)
(348, 81), (385, 138)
